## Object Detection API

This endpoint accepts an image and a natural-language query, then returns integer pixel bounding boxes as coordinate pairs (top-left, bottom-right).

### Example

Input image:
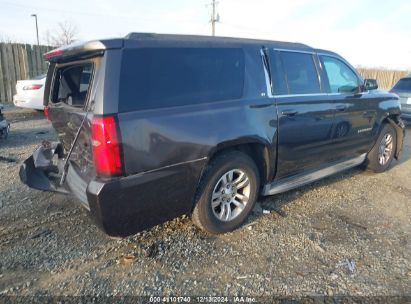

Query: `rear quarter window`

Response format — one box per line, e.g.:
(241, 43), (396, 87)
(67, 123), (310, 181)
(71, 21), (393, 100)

(119, 48), (245, 112)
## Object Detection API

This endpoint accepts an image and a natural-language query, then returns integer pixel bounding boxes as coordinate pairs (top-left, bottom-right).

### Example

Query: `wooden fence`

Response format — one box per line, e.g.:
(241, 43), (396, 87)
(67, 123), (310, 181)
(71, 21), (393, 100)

(357, 68), (410, 90)
(0, 43), (52, 103)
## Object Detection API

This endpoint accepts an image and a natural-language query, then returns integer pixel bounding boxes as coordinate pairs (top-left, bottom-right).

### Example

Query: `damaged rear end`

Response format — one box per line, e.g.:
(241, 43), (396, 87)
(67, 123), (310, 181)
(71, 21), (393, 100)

(19, 39), (124, 212)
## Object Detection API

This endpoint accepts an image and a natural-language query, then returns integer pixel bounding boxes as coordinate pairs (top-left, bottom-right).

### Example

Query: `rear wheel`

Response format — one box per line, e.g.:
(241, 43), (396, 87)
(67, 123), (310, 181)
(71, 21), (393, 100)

(192, 151), (260, 234)
(365, 123), (396, 173)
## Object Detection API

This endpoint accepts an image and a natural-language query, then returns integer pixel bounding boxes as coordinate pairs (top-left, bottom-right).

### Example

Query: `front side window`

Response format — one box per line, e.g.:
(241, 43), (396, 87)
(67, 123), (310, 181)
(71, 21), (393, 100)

(281, 51), (321, 94)
(321, 56), (359, 93)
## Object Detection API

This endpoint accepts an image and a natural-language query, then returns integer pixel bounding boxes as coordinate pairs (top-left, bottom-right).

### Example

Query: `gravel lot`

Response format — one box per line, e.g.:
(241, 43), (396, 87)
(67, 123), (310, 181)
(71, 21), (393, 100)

(0, 106), (410, 299)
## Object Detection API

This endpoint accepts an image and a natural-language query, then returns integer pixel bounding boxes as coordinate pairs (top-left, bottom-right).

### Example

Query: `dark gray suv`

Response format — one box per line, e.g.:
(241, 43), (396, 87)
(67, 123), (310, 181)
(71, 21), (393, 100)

(19, 33), (405, 236)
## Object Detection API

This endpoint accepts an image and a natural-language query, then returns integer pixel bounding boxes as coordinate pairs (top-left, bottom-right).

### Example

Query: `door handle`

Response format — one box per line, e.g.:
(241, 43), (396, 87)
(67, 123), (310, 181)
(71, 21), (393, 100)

(336, 105), (347, 111)
(281, 109), (298, 116)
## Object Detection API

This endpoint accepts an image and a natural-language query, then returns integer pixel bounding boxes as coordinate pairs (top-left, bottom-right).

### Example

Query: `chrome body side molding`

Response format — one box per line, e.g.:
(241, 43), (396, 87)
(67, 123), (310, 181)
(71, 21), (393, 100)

(262, 153), (367, 196)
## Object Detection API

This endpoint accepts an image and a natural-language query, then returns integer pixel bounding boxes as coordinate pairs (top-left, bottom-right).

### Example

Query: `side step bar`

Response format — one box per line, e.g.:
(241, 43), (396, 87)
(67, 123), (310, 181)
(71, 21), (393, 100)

(262, 153), (367, 196)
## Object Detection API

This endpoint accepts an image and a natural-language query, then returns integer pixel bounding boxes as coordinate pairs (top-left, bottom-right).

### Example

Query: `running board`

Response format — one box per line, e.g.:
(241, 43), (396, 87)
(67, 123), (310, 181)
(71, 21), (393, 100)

(262, 153), (367, 196)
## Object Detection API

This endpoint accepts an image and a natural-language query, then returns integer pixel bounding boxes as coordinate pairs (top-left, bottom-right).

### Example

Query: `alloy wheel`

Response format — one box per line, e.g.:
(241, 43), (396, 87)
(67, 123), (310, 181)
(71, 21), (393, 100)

(378, 133), (393, 166)
(211, 169), (251, 222)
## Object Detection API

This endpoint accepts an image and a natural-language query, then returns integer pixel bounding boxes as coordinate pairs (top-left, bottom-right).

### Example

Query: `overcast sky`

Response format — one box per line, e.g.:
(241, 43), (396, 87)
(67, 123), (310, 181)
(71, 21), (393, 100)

(0, 0), (410, 70)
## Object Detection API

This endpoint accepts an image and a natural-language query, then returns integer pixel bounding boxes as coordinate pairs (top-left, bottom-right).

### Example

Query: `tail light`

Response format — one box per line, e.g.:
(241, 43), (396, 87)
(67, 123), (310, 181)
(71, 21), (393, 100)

(44, 106), (50, 121)
(23, 84), (43, 90)
(91, 116), (123, 177)
(44, 49), (64, 60)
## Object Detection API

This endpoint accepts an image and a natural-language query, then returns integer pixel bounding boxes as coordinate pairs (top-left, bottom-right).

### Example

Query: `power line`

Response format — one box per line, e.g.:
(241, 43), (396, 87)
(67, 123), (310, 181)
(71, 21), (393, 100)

(208, 0), (220, 36)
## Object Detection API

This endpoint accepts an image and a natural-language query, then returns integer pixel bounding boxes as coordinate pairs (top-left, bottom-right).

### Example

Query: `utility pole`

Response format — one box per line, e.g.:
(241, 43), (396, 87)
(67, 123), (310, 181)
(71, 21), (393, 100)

(210, 0), (219, 36)
(31, 14), (39, 46)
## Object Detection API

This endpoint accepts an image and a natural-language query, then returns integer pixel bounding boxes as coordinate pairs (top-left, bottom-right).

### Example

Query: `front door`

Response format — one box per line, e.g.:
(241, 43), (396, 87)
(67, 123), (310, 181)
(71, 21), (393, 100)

(318, 54), (378, 159)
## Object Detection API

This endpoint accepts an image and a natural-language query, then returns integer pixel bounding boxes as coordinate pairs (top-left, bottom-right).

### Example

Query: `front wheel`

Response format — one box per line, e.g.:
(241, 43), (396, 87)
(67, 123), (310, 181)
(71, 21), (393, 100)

(365, 123), (397, 173)
(192, 151), (260, 234)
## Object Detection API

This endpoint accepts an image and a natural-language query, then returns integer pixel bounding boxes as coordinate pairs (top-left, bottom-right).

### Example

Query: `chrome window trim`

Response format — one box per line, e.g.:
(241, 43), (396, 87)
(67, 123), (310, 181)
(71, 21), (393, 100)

(274, 93), (328, 98)
(274, 92), (369, 98)
(317, 52), (347, 61)
(273, 48), (315, 55)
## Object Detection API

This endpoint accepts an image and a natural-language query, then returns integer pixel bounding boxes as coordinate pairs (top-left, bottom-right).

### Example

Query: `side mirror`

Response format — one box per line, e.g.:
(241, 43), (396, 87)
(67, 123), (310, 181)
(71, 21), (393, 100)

(364, 79), (378, 91)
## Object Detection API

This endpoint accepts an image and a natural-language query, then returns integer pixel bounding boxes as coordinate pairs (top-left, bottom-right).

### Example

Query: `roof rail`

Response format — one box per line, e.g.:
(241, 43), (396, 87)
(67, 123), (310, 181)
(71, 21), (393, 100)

(125, 32), (157, 40)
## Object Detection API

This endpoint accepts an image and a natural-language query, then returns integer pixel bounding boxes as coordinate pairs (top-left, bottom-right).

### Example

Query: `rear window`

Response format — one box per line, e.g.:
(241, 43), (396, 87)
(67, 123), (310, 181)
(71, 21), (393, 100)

(119, 48), (245, 112)
(393, 78), (411, 91)
(280, 51), (321, 95)
(51, 63), (93, 107)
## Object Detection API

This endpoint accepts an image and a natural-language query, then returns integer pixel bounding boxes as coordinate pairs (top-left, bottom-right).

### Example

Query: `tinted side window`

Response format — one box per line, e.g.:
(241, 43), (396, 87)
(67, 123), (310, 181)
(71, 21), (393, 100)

(269, 50), (288, 95)
(119, 48), (245, 112)
(321, 56), (359, 93)
(393, 78), (411, 91)
(281, 52), (321, 94)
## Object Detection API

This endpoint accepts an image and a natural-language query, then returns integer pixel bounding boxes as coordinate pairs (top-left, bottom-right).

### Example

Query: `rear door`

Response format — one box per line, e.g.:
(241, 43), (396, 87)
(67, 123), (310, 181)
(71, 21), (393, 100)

(270, 49), (337, 179)
(318, 54), (378, 159)
(46, 59), (97, 180)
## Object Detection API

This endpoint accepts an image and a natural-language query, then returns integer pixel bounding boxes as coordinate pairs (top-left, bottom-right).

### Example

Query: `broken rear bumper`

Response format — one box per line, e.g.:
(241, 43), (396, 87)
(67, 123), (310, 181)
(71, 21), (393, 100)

(19, 141), (198, 237)
(19, 141), (89, 210)
(19, 140), (68, 194)
(19, 155), (68, 194)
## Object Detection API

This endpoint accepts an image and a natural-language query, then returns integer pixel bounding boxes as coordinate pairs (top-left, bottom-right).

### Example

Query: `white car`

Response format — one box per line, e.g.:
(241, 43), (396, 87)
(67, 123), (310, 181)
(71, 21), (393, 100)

(13, 74), (46, 110)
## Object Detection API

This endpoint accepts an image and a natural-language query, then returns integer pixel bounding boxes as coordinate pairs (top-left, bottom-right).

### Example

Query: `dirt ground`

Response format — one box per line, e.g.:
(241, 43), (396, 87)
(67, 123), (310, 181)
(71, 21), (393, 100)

(0, 106), (410, 300)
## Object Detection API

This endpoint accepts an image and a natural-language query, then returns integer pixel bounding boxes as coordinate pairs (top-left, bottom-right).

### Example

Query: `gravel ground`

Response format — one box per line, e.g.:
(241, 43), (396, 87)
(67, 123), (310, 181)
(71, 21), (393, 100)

(0, 106), (410, 299)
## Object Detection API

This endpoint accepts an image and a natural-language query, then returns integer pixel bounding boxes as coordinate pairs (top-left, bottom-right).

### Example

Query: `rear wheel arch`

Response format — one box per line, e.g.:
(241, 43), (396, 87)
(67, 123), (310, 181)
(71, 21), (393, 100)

(191, 150), (261, 233)
(206, 141), (273, 187)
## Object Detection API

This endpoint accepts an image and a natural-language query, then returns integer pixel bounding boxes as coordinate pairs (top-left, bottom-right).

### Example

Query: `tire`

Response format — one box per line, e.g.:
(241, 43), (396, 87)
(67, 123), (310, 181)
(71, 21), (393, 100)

(192, 151), (260, 234)
(365, 123), (397, 173)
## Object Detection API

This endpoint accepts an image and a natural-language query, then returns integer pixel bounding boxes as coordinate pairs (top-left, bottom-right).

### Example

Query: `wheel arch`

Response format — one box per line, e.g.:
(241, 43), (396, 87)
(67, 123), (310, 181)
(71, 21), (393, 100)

(205, 138), (275, 188)
(383, 115), (405, 159)
(372, 114), (405, 160)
